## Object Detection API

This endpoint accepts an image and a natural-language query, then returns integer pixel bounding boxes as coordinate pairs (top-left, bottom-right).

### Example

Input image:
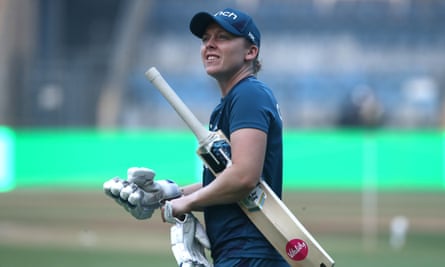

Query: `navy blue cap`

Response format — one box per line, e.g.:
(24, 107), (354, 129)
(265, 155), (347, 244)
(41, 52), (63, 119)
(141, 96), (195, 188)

(190, 8), (261, 47)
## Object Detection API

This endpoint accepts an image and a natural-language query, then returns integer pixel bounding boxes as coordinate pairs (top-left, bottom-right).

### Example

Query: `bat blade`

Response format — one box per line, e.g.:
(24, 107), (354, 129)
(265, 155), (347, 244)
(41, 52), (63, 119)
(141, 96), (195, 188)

(240, 181), (335, 267)
(145, 67), (335, 267)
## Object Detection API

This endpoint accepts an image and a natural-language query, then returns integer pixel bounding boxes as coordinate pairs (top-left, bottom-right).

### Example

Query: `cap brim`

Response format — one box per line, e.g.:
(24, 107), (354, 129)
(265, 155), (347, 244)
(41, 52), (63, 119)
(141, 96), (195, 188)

(190, 12), (214, 38)
(190, 12), (242, 39)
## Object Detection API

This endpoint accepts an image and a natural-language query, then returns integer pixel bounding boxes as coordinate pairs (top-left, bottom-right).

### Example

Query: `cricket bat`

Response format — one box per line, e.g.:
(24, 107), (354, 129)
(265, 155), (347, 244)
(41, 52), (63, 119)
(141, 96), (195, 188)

(145, 67), (335, 267)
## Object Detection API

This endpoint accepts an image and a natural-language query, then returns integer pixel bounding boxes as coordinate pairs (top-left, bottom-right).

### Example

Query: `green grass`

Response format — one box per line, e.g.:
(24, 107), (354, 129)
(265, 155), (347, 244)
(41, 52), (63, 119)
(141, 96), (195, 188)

(325, 233), (444, 267)
(0, 244), (176, 267)
(1, 233), (443, 267)
(0, 189), (443, 267)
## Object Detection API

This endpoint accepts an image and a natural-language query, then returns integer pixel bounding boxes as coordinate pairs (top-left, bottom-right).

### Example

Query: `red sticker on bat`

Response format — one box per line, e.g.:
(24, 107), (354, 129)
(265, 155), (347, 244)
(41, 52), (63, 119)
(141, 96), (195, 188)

(286, 239), (308, 261)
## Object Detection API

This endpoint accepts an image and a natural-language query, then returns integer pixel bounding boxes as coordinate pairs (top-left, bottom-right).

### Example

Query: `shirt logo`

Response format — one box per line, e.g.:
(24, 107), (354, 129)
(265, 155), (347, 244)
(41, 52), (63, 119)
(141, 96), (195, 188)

(276, 103), (283, 122)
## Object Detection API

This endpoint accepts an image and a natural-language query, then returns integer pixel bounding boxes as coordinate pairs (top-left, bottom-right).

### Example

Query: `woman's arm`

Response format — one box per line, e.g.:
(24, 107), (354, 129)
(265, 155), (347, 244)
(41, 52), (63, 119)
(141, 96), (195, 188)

(170, 128), (267, 216)
(181, 182), (202, 196)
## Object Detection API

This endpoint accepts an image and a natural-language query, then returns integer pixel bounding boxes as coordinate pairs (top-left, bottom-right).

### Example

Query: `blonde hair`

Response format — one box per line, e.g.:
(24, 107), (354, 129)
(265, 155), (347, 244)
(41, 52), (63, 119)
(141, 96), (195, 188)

(244, 39), (261, 74)
(253, 57), (262, 74)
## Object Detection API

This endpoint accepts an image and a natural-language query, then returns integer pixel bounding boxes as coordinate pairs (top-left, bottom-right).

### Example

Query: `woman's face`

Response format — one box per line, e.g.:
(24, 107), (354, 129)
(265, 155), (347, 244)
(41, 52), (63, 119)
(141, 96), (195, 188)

(200, 23), (250, 79)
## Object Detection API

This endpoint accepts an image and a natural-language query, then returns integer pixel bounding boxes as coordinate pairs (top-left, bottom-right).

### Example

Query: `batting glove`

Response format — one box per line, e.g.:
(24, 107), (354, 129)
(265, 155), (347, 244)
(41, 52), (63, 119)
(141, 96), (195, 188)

(164, 201), (212, 267)
(103, 167), (182, 220)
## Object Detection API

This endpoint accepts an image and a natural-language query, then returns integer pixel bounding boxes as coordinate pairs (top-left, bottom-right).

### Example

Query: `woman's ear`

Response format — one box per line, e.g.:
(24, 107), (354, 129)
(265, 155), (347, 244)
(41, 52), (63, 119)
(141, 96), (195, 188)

(245, 45), (259, 61)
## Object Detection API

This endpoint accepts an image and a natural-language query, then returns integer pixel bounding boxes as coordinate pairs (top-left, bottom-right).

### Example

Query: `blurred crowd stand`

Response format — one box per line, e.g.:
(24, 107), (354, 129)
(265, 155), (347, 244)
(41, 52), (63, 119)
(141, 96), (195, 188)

(0, 0), (444, 129)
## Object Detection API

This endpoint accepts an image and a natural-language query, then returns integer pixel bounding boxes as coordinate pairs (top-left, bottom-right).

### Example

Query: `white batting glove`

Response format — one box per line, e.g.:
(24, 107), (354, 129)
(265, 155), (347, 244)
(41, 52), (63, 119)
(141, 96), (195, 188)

(164, 201), (212, 267)
(103, 167), (182, 220)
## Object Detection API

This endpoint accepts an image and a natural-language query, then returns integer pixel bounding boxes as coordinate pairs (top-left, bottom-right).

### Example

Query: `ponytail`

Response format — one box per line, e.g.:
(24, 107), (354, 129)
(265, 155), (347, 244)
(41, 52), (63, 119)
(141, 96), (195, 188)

(253, 57), (262, 74)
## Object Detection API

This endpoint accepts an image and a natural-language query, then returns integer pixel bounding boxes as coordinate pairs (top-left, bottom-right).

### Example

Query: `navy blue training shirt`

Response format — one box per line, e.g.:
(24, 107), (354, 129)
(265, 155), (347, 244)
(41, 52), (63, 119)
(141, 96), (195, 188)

(203, 76), (283, 261)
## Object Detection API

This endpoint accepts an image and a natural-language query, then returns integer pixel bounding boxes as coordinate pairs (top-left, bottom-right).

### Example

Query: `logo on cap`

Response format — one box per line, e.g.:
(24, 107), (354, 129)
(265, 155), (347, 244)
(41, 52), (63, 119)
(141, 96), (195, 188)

(215, 11), (238, 20)
(248, 32), (255, 43)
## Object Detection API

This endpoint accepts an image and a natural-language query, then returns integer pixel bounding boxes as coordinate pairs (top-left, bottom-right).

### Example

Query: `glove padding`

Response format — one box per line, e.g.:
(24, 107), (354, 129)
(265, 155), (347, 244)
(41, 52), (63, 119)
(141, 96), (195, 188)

(103, 167), (182, 219)
(164, 201), (212, 267)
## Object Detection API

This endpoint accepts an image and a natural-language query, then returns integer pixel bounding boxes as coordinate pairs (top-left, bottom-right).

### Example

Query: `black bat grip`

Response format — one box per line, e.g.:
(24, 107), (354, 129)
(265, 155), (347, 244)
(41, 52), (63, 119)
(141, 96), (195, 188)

(198, 133), (232, 176)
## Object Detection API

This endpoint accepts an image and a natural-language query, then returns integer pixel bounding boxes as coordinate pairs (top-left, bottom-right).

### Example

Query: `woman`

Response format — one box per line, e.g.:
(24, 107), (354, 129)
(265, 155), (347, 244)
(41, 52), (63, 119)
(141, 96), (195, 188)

(168, 8), (288, 267)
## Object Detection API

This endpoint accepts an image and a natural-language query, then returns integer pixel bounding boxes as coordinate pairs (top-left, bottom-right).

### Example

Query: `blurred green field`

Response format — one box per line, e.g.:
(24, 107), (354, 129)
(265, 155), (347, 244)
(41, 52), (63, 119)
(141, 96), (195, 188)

(0, 189), (444, 267)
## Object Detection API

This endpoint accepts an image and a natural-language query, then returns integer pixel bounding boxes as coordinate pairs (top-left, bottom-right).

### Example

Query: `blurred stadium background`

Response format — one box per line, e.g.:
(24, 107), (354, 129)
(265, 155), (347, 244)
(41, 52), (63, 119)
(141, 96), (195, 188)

(0, 0), (444, 266)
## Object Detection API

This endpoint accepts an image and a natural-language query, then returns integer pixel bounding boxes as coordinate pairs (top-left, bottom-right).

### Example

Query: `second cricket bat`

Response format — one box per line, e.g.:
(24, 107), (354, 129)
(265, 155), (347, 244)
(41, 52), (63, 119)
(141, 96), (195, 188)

(145, 67), (335, 267)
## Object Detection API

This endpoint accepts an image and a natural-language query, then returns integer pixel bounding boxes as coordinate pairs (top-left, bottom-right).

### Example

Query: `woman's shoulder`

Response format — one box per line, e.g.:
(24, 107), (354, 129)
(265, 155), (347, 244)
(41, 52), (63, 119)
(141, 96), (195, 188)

(233, 76), (273, 98)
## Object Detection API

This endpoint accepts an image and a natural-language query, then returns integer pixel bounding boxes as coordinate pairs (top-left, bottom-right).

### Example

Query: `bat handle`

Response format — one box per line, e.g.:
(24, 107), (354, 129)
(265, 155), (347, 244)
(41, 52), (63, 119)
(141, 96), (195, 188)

(145, 67), (209, 142)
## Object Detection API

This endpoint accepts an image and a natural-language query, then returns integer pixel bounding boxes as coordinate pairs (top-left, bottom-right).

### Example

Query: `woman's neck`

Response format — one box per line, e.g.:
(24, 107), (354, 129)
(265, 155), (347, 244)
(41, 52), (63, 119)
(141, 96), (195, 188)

(216, 66), (253, 97)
